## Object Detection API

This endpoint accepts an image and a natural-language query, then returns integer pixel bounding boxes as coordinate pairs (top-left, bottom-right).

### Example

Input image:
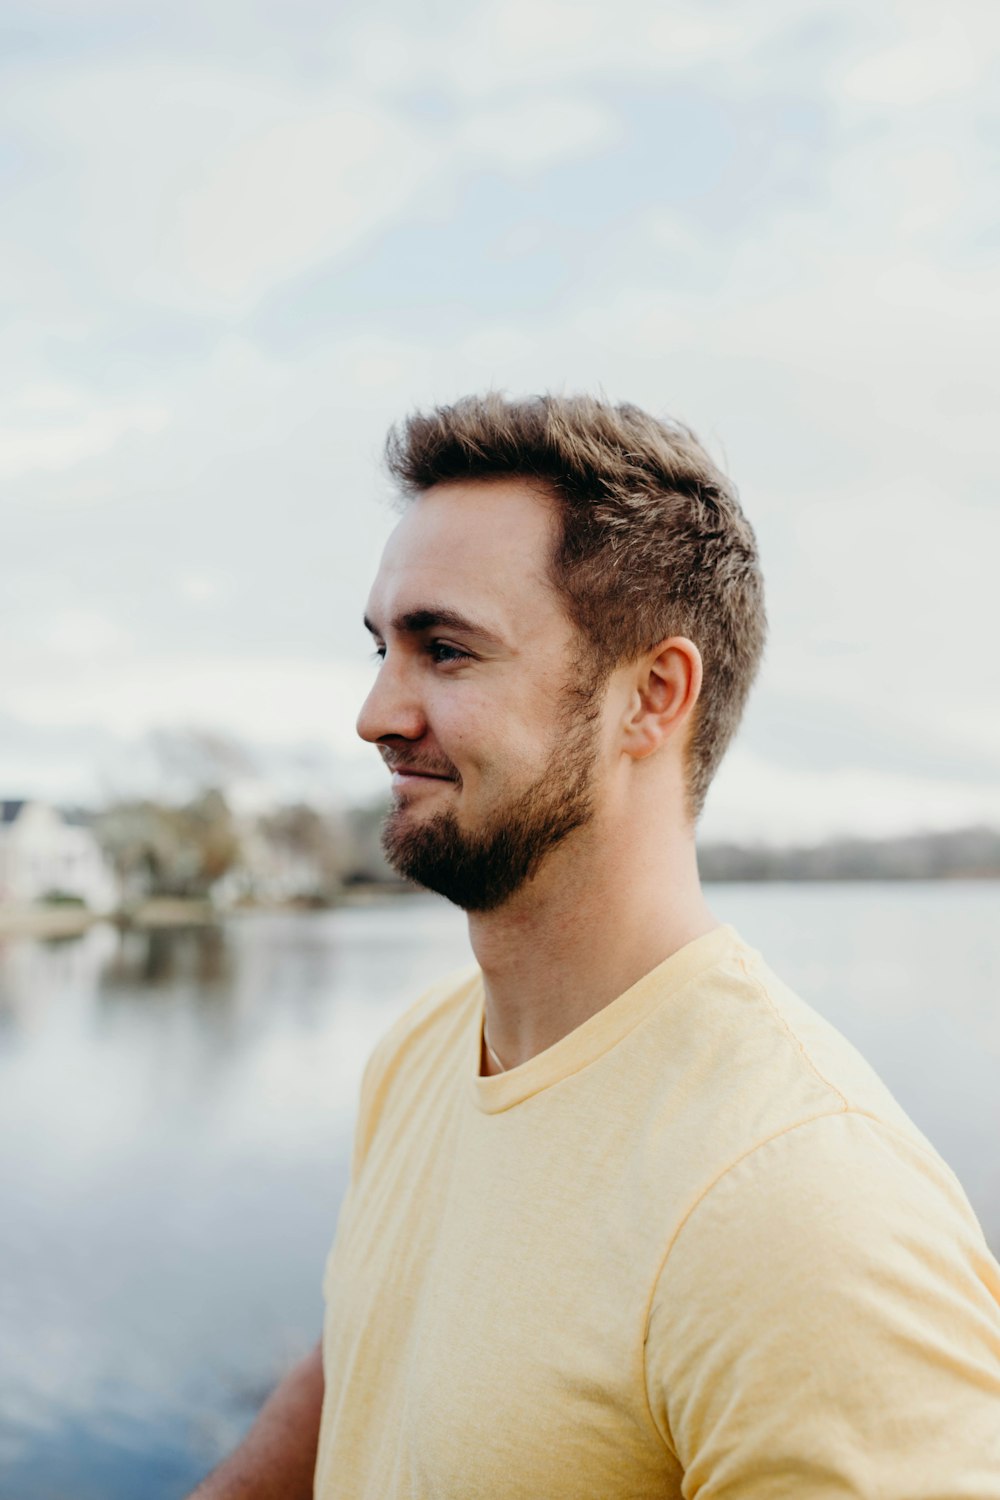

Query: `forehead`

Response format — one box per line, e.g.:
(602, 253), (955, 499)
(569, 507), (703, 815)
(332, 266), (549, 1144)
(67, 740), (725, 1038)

(367, 478), (567, 638)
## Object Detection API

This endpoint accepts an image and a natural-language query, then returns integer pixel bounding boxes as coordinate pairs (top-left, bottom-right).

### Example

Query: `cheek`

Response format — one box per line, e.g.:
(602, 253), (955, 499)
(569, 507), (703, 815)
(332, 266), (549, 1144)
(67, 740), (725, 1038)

(443, 711), (520, 785)
(433, 677), (557, 775)
(429, 694), (490, 766)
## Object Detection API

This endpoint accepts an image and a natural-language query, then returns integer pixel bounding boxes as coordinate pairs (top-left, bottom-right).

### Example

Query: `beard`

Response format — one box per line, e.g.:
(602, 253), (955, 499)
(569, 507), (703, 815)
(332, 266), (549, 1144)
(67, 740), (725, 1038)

(381, 689), (601, 912)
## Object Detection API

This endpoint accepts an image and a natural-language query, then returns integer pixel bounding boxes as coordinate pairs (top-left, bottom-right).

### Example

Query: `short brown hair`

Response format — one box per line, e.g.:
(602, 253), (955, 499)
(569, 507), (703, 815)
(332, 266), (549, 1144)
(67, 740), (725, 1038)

(385, 392), (765, 819)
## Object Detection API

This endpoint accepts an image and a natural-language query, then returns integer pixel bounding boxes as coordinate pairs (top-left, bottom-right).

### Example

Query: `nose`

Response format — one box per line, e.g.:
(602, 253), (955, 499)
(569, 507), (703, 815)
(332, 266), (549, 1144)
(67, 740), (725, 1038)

(356, 649), (427, 746)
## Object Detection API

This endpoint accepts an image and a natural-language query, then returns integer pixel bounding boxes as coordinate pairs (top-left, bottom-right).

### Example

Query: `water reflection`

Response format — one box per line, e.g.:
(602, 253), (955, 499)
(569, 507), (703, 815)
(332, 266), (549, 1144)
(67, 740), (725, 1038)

(0, 921), (117, 1032)
(0, 888), (997, 1498)
(0, 901), (474, 1498)
(100, 924), (231, 991)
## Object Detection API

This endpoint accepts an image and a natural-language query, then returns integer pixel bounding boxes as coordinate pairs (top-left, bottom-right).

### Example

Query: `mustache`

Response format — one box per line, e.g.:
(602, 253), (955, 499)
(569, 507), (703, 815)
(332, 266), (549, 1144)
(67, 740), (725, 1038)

(379, 749), (460, 781)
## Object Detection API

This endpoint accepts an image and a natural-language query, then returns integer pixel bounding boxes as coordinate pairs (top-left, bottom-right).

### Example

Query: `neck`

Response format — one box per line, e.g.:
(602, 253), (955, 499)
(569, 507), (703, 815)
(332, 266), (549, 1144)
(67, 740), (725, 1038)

(469, 815), (716, 1074)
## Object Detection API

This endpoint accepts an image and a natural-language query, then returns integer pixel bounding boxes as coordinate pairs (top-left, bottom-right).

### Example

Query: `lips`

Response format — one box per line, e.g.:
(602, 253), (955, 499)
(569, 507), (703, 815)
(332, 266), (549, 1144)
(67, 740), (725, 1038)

(383, 759), (457, 782)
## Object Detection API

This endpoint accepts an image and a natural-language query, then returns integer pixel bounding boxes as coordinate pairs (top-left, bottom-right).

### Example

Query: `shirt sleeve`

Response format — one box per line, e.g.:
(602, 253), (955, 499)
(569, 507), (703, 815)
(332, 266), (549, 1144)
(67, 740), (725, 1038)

(645, 1109), (1000, 1498)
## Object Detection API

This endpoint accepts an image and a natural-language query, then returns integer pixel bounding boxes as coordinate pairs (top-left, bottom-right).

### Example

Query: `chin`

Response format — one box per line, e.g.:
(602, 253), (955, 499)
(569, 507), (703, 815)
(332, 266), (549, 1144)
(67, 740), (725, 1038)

(393, 790), (451, 821)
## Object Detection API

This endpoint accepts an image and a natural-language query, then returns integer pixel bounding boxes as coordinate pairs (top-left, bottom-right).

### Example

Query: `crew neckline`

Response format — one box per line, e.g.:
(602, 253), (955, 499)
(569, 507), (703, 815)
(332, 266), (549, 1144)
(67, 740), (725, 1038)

(469, 923), (741, 1114)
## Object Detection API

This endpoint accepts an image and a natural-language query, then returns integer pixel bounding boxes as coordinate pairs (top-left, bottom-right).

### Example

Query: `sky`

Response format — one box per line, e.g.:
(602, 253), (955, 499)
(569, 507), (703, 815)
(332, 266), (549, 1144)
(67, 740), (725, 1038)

(1, 0), (998, 842)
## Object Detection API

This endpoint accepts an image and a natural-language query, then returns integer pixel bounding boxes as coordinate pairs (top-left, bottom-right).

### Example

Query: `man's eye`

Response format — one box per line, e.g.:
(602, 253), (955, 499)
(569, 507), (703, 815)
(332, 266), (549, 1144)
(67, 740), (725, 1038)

(430, 641), (470, 664)
(370, 645), (386, 662)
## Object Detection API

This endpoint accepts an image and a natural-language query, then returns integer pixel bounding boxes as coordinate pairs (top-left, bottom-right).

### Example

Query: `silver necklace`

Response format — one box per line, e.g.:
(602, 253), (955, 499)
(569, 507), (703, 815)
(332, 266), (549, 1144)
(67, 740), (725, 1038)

(482, 1020), (506, 1074)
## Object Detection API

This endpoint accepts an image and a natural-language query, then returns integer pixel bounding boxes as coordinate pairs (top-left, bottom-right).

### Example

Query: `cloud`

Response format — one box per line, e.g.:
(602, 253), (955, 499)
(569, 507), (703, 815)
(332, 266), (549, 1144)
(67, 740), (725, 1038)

(349, 0), (747, 99)
(2, 54), (622, 319)
(1, 648), (374, 750)
(839, 8), (980, 106)
(174, 569), (234, 605)
(176, 102), (437, 312)
(0, 385), (169, 481)
(4, 63), (440, 316)
(458, 96), (619, 174)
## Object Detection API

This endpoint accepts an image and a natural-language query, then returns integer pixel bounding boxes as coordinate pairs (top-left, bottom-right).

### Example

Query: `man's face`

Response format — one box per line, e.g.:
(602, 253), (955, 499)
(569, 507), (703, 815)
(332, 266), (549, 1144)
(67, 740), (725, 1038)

(357, 479), (604, 911)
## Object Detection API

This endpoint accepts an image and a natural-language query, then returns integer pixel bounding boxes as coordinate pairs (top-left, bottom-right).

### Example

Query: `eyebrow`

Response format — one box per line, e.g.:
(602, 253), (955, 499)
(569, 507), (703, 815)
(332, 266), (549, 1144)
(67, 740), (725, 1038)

(363, 607), (507, 650)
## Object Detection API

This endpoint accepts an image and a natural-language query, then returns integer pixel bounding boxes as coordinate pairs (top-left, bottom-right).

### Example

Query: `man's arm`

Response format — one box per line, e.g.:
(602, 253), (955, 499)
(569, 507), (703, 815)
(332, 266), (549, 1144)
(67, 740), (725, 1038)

(186, 1339), (324, 1500)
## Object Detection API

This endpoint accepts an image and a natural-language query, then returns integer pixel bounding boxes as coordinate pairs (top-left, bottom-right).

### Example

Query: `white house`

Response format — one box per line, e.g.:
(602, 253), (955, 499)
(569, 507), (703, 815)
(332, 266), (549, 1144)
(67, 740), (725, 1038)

(0, 800), (120, 913)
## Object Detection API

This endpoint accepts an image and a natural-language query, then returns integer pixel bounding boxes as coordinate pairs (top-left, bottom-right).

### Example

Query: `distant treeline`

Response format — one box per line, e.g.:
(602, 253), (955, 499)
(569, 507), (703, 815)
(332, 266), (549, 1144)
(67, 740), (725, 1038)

(697, 826), (1000, 882)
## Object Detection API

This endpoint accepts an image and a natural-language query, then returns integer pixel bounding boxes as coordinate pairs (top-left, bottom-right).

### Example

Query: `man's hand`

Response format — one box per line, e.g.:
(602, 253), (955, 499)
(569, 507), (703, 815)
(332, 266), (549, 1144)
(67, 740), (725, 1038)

(186, 1339), (324, 1499)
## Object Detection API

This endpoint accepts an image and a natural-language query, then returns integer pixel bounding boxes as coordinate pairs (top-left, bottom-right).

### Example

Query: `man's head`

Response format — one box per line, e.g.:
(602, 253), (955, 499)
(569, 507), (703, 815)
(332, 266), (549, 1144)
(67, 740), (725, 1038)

(384, 392), (765, 820)
(358, 393), (765, 910)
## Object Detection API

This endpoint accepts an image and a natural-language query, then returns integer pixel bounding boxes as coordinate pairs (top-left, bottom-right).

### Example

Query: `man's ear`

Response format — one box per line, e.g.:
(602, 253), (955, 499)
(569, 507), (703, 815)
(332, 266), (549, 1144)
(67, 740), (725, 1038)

(621, 637), (702, 762)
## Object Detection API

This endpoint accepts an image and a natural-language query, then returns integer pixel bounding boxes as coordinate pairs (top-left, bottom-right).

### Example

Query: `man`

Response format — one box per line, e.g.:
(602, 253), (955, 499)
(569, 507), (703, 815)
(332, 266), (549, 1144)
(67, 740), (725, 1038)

(192, 394), (1000, 1498)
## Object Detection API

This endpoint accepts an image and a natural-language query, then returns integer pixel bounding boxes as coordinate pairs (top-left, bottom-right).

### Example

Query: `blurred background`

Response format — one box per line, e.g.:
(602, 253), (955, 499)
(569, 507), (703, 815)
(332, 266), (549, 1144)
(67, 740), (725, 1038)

(1, 1), (998, 1495)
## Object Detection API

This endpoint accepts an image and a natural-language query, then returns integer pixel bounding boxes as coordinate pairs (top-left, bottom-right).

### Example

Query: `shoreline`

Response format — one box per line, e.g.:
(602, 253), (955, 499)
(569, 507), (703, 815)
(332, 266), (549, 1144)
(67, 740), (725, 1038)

(0, 898), (217, 939)
(2, 870), (997, 941)
(0, 889), (405, 938)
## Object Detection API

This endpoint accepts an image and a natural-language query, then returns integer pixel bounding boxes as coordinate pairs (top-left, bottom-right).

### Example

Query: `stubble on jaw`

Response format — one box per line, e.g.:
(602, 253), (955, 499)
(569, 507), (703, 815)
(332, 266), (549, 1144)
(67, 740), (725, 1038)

(381, 671), (604, 913)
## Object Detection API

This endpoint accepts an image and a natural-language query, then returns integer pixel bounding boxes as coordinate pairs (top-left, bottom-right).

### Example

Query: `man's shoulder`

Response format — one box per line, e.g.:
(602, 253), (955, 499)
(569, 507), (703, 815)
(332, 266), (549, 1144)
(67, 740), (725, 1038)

(704, 935), (929, 1141)
(628, 930), (966, 1241)
(673, 1106), (983, 1268)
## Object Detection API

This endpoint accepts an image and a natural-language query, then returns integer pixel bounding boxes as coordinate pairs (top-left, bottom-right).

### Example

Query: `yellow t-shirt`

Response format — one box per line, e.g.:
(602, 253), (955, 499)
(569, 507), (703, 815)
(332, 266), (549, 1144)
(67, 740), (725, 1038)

(315, 925), (1000, 1498)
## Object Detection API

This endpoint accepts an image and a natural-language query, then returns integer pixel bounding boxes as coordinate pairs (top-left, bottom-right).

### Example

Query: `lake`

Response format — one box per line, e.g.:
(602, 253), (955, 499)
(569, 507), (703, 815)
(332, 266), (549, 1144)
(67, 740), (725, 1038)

(1, 884), (998, 1498)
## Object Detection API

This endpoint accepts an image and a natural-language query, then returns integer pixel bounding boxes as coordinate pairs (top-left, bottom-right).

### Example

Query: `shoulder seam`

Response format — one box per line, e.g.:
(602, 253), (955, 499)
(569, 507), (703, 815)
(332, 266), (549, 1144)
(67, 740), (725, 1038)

(639, 1105), (851, 1454)
(737, 952), (852, 1111)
